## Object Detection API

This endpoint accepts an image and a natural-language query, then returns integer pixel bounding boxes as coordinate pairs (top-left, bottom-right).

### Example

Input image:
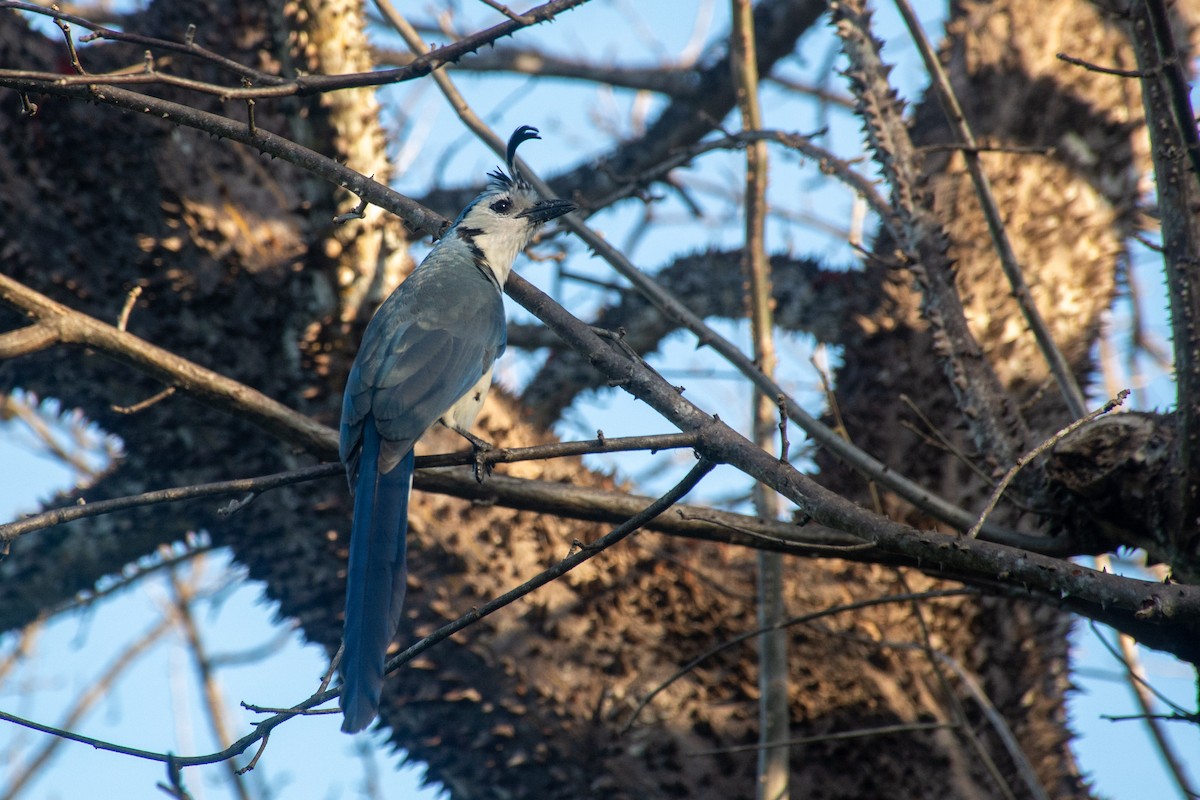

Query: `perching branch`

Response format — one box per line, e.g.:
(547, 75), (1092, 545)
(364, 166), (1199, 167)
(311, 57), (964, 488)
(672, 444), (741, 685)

(506, 271), (1200, 646)
(0, 433), (702, 544)
(0, 458), (718, 775)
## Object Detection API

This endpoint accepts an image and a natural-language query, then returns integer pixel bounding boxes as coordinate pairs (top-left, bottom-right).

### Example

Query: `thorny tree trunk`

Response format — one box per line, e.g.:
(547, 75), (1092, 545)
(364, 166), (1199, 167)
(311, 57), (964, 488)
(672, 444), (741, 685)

(0, 1), (1190, 799)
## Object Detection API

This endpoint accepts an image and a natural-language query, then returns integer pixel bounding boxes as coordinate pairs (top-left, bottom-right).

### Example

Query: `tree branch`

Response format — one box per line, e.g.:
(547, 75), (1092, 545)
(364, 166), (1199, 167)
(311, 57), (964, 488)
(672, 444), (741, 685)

(0, 272), (337, 458)
(505, 271), (1200, 644)
(1, 0), (592, 98)
(894, 0), (1087, 419)
(1129, 0), (1200, 569)
(0, 458), (718, 774)
(832, 0), (1031, 472)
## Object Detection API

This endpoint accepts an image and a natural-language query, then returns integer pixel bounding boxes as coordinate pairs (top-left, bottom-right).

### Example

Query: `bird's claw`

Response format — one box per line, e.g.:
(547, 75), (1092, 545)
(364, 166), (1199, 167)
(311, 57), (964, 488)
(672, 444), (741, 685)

(471, 440), (495, 483)
(455, 430), (495, 483)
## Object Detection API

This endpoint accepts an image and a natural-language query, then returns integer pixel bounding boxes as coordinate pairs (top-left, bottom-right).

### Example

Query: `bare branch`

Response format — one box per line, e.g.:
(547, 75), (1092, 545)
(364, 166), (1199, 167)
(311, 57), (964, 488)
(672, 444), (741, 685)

(1, 614), (175, 798)
(166, 565), (250, 800)
(928, 648), (1051, 800)
(730, 2), (789, 794)
(0, 0), (593, 99)
(0, 273), (337, 457)
(416, 0), (828, 215)
(370, 43), (701, 96)
(895, 0), (1086, 419)
(0, 433), (701, 544)
(1093, 559), (1200, 800)
(969, 391), (1128, 538)
(505, 272), (1200, 636)
(0, 458), (718, 773)
(1056, 51), (1148, 78)
(832, 0), (1030, 469)
(687, 721), (956, 756)
(623, 589), (979, 732)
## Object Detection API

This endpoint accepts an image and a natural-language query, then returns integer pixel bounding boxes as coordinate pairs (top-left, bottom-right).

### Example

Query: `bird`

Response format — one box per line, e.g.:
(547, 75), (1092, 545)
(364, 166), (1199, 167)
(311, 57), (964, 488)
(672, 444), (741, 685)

(337, 126), (574, 734)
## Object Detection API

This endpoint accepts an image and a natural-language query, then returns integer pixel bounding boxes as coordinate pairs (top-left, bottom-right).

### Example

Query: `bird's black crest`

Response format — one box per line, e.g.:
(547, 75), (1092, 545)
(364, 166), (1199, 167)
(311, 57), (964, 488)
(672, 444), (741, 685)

(487, 125), (541, 189)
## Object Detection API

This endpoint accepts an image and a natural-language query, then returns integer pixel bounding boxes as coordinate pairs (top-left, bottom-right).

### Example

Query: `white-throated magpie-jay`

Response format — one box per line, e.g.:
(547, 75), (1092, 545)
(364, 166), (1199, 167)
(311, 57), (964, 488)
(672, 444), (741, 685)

(339, 126), (573, 733)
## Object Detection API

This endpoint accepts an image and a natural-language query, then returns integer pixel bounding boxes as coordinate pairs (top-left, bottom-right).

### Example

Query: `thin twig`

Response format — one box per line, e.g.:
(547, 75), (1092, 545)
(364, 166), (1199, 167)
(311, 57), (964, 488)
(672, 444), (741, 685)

(111, 386), (176, 415)
(814, 349), (881, 514)
(899, 393), (994, 485)
(932, 651), (1052, 800)
(0, 393), (101, 479)
(52, 14), (86, 75)
(0, 0), (591, 100)
(1088, 619), (1195, 718)
(0, 272), (338, 457)
(968, 391), (1128, 538)
(622, 589), (978, 733)
(1056, 51), (1147, 78)
(475, 0), (532, 23)
(0, 433), (702, 544)
(688, 721), (954, 756)
(895, 570), (1028, 800)
(1, 615), (175, 798)
(166, 563), (251, 799)
(116, 285), (142, 331)
(332, 194), (370, 224)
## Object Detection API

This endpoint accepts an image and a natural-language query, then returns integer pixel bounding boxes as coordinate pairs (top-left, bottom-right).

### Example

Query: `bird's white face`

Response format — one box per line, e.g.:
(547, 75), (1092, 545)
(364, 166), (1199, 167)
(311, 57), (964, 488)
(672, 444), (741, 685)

(454, 186), (544, 286)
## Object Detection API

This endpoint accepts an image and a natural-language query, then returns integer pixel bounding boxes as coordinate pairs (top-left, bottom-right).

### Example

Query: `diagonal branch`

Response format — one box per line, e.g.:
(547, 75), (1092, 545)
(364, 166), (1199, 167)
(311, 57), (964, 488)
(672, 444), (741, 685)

(0, 272), (337, 457)
(831, 0), (1030, 469)
(1, 0), (592, 99)
(505, 271), (1200, 643)
(893, 0), (1086, 419)
(370, 44), (701, 96)
(417, 0), (828, 215)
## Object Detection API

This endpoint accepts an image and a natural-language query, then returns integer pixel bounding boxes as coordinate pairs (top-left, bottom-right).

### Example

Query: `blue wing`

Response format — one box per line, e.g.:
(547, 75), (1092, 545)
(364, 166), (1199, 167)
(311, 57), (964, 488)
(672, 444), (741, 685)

(338, 258), (505, 733)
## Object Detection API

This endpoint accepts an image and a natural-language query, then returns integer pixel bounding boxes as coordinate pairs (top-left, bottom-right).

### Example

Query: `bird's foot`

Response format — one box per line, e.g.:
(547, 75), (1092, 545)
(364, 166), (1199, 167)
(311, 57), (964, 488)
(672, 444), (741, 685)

(458, 430), (495, 483)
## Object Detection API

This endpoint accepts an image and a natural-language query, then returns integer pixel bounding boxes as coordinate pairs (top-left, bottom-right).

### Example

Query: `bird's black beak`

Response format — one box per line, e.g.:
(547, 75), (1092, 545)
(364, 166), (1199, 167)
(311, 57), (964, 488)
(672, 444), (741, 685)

(518, 198), (575, 224)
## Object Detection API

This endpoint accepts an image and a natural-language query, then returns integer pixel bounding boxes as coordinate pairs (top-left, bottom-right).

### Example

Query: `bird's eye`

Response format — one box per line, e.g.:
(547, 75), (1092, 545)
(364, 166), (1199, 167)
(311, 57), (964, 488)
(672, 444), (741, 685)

(490, 198), (513, 214)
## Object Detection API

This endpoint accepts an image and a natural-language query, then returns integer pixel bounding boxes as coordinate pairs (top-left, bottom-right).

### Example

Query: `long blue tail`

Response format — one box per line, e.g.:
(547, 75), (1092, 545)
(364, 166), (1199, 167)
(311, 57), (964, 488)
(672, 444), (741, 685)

(340, 425), (413, 733)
